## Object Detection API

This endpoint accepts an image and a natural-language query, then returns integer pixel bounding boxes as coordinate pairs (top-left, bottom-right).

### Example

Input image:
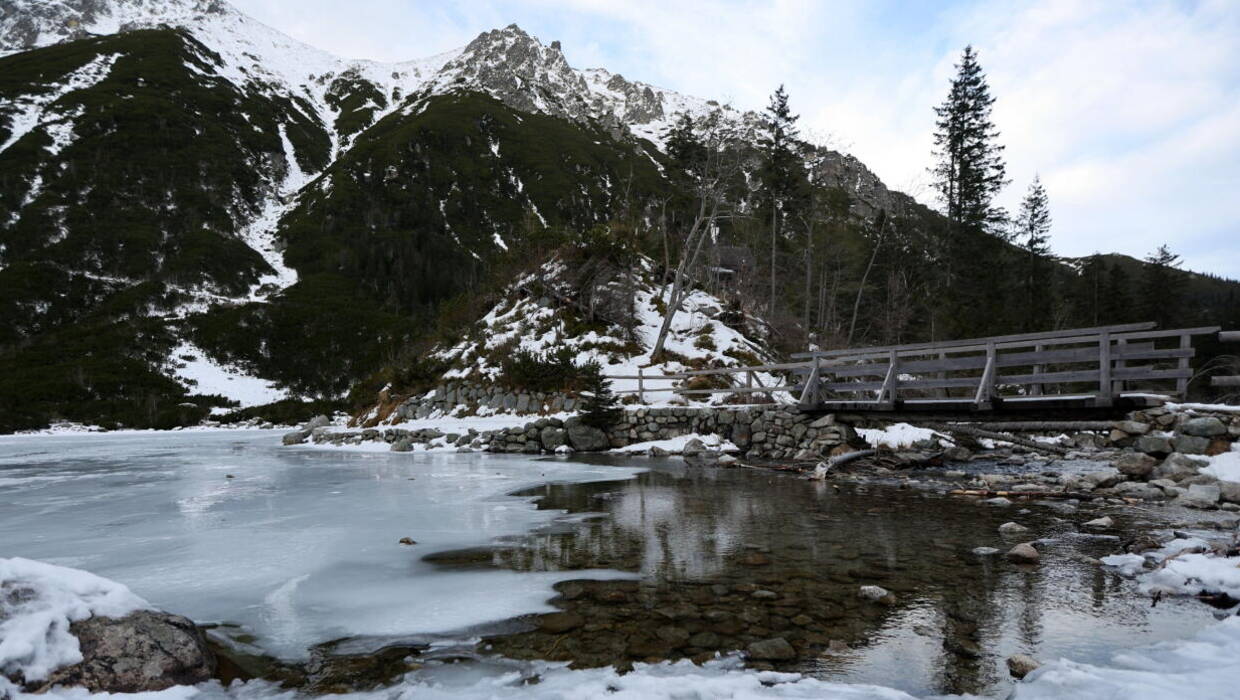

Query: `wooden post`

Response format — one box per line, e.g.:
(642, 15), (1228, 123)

(1031, 343), (1044, 396)
(974, 341), (996, 410)
(1112, 338), (1126, 396)
(936, 351), (947, 399)
(1097, 331), (1112, 407)
(637, 367), (645, 404)
(1176, 333), (1191, 397)
(1221, 331), (1240, 343)
(799, 361), (820, 406)
(880, 349), (898, 409)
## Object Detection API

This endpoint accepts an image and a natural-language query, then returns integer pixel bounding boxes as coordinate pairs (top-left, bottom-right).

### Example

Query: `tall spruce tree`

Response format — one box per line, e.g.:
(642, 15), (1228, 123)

(1141, 245), (1186, 327)
(1016, 177), (1053, 330)
(759, 85), (804, 314)
(930, 46), (1010, 335)
(1103, 262), (1133, 323)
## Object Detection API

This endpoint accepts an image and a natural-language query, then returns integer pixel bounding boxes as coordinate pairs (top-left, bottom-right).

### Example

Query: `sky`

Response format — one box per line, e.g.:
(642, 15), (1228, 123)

(230, 0), (1240, 279)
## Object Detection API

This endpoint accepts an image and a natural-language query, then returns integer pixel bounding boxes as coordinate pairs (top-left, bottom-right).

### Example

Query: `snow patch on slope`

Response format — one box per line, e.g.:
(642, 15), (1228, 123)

(0, 53), (120, 157)
(167, 341), (287, 407)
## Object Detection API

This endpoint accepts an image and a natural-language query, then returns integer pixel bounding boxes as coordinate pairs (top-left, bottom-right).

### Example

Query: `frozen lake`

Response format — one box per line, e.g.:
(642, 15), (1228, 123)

(1, 429), (1232, 698)
(0, 430), (642, 660)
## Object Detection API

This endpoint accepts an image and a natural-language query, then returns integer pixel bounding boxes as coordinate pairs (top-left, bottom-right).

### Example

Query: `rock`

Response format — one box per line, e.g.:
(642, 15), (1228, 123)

(565, 420), (610, 452)
(858, 585), (891, 601)
(1115, 453), (1157, 478)
(1082, 516), (1113, 529)
(1006, 542), (1039, 564)
(717, 454), (738, 466)
(35, 611), (215, 693)
(1206, 439), (1232, 456)
(1113, 420), (1151, 435)
(1180, 417), (1228, 437)
(1153, 453), (1208, 481)
(985, 497), (1013, 507)
(747, 637), (796, 661)
(1006, 653), (1041, 679)
(944, 446), (972, 462)
(538, 612), (584, 634)
(750, 589), (778, 600)
(306, 415), (330, 431)
(1134, 435), (1173, 456)
(398, 537), (417, 545)
(648, 446), (670, 457)
(539, 426), (566, 450)
(682, 438), (707, 457)
(973, 546), (1001, 556)
(1176, 483), (1221, 509)
(282, 430), (308, 446)
(1220, 481), (1240, 505)
(998, 522), (1029, 535)
(1171, 435), (1211, 455)
(390, 438), (412, 452)
(1081, 468), (1123, 490)
(1114, 482), (1167, 500)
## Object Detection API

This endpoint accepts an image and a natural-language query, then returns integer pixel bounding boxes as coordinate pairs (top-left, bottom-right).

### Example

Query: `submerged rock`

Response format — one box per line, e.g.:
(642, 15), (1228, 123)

(746, 637), (795, 661)
(1006, 543), (1040, 564)
(998, 521), (1029, 535)
(1082, 516), (1113, 529)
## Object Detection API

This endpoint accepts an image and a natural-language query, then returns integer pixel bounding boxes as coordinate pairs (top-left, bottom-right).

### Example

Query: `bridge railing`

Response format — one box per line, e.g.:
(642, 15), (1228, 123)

(665, 322), (1222, 410)
(1214, 331), (1240, 389)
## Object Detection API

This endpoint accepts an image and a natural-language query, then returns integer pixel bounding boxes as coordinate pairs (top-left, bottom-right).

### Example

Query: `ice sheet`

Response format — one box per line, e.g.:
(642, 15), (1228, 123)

(0, 431), (644, 660)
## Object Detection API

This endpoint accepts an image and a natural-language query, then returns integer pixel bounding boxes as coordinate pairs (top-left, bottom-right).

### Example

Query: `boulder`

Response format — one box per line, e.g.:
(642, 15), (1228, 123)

(943, 446), (972, 462)
(390, 438), (412, 452)
(1171, 435), (1211, 455)
(564, 420), (610, 452)
(539, 426), (567, 451)
(1080, 468), (1122, 490)
(34, 611), (215, 693)
(1006, 543), (1039, 564)
(1220, 481), (1240, 505)
(282, 430), (308, 446)
(858, 585), (891, 601)
(1006, 653), (1041, 679)
(682, 438), (707, 457)
(747, 637), (796, 661)
(1113, 420), (1151, 435)
(1113, 482), (1167, 500)
(1153, 453), (1208, 481)
(1115, 453), (1157, 478)
(1180, 417), (1228, 438)
(1175, 483), (1221, 509)
(1134, 435), (1172, 456)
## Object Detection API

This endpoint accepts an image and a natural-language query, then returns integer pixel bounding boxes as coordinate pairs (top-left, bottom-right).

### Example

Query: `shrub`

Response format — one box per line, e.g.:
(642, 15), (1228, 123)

(578, 361), (622, 428)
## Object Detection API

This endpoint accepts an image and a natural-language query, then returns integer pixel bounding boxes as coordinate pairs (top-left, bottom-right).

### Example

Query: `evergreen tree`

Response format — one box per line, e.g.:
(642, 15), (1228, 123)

(578, 361), (622, 429)
(1016, 177), (1053, 330)
(929, 46), (1010, 335)
(1103, 262), (1133, 323)
(1073, 254), (1107, 326)
(665, 112), (706, 174)
(759, 85), (804, 313)
(1141, 245), (1186, 326)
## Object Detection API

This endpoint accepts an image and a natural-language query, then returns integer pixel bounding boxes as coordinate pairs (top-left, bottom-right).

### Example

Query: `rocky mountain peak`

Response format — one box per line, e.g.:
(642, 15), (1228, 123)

(0, 0), (226, 54)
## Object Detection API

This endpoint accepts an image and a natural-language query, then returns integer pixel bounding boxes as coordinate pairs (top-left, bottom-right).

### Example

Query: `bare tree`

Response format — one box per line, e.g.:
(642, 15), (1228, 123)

(651, 112), (741, 362)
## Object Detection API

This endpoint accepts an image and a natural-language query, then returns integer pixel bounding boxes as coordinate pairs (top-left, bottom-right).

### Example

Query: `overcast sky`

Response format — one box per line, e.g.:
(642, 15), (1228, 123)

(232, 0), (1240, 279)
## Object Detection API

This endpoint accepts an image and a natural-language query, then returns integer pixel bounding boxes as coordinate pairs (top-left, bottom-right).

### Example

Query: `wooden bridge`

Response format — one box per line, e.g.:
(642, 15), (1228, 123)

(614, 323), (1236, 415)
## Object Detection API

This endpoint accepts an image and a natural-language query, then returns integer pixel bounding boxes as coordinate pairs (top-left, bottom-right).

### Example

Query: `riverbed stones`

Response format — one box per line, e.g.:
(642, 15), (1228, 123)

(1153, 453), (1208, 481)
(1006, 543), (1039, 564)
(1115, 453), (1157, 478)
(1113, 420), (1151, 436)
(746, 637), (796, 661)
(998, 522), (1029, 535)
(1006, 653), (1041, 679)
(1176, 483), (1221, 509)
(1082, 516), (1113, 529)
(34, 611), (216, 693)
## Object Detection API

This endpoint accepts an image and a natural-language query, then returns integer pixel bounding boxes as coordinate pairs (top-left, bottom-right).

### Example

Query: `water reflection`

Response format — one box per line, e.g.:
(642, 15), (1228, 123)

(464, 458), (1213, 697)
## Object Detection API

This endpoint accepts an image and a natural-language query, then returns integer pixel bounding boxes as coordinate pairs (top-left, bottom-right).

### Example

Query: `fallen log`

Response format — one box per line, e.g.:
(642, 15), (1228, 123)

(809, 449), (878, 479)
(948, 488), (1094, 500)
(926, 423), (1069, 456)
(963, 421), (1113, 433)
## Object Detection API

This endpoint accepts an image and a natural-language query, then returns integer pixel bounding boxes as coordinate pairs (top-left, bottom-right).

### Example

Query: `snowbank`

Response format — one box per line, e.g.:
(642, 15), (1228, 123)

(610, 433), (738, 455)
(1202, 446), (1240, 482)
(166, 341), (288, 408)
(856, 423), (940, 449)
(1101, 537), (1240, 599)
(1012, 617), (1240, 700)
(0, 558), (150, 684)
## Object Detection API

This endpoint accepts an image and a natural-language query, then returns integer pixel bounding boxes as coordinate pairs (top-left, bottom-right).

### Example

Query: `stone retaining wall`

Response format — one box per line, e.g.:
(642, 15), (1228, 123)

(393, 382), (578, 420)
(308, 405), (861, 460)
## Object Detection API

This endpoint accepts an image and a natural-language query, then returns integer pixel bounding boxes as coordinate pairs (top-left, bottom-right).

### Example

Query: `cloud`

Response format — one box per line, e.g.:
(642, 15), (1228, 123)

(229, 0), (1240, 278)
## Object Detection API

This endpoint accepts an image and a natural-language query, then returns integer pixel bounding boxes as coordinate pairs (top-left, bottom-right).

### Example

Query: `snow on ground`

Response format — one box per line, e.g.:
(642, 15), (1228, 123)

(166, 341), (288, 408)
(610, 433), (739, 455)
(1202, 444), (1240, 482)
(857, 423), (941, 449)
(0, 558), (150, 685)
(1010, 617), (1240, 700)
(1102, 536), (1240, 600)
(0, 53), (120, 157)
(1164, 402), (1240, 414)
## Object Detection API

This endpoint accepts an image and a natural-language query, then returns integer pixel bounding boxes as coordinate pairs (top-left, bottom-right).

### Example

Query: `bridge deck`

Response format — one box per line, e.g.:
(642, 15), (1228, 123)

(617, 323), (1225, 414)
